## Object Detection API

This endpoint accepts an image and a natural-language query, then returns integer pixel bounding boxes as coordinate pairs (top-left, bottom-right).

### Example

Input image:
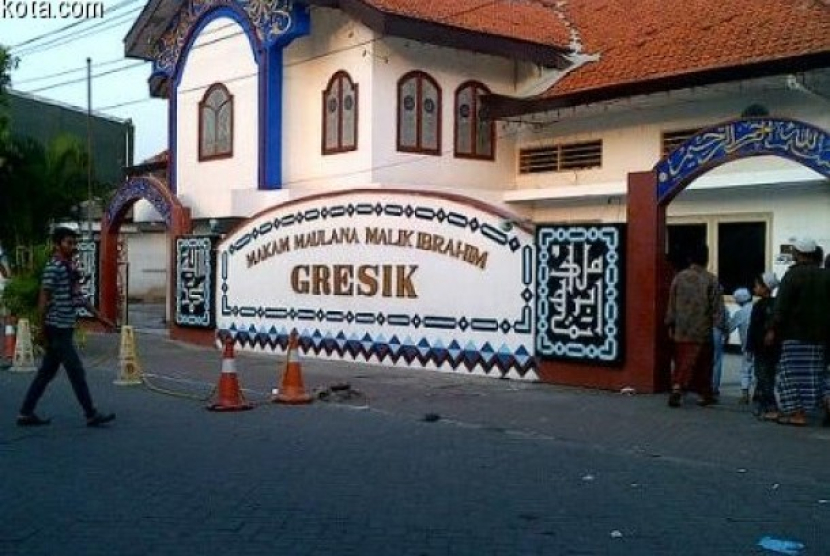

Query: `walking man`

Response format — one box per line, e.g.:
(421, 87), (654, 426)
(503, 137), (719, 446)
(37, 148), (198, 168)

(17, 227), (117, 427)
(665, 243), (725, 407)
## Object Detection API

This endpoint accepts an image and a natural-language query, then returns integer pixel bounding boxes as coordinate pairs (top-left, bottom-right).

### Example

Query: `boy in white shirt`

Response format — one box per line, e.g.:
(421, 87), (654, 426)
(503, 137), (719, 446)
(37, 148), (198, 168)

(728, 287), (754, 404)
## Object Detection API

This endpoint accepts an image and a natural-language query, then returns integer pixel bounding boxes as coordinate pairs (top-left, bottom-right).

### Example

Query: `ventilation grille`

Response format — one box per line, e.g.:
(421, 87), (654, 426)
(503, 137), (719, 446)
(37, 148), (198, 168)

(519, 140), (602, 174)
(662, 128), (701, 157)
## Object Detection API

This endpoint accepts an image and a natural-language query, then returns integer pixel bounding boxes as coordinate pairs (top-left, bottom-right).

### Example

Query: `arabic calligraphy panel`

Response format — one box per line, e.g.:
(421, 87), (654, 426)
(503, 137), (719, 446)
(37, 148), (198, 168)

(74, 239), (99, 318)
(175, 236), (216, 328)
(536, 225), (625, 365)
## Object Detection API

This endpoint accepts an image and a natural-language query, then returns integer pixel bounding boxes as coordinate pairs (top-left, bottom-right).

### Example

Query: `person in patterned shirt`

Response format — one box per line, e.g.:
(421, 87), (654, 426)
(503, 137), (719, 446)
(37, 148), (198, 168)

(665, 243), (725, 408)
(17, 227), (117, 427)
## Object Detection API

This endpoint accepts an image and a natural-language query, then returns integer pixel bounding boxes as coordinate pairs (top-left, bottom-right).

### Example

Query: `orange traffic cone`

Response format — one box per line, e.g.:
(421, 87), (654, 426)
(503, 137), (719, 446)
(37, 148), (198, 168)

(207, 337), (253, 412)
(3, 315), (16, 362)
(273, 331), (312, 405)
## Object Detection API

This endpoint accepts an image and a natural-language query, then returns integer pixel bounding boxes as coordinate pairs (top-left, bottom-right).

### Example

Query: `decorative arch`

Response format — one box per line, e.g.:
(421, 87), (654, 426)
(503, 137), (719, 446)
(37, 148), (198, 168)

(626, 117), (829, 393)
(655, 117), (830, 204)
(155, 0), (310, 192)
(154, 2), (262, 83)
(99, 176), (192, 324)
(169, 4), (262, 87)
(543, 117), (830, 393)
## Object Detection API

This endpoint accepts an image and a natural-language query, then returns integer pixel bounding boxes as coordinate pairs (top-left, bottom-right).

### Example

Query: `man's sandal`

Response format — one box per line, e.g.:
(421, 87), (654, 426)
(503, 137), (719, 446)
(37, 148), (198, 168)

(776, 415), (807, 427)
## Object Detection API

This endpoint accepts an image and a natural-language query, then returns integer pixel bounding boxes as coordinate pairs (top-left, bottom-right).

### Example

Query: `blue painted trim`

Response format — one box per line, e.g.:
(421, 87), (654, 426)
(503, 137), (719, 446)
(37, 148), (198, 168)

(169, 93), (177, 193)
(260, 5), (310, 190)
(164, 1), (311, 193)
(170, 5), (262, 194)
(655, 117), (830, 205)
(172, 6), (262, 90)
(262, 46), (283, 189)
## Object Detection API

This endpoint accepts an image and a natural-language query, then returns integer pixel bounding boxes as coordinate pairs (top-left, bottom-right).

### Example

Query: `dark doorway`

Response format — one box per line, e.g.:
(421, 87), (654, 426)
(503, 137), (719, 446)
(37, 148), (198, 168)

(717, 221), (766, 295)
(667, 223), (706, 272)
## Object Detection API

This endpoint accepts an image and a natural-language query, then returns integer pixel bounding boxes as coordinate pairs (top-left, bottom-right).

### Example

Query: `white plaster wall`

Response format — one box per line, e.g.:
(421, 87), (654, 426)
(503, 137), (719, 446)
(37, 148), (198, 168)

(369, 37), (520, 195)
(126, 231), (167, 301)
(670, 181), (830, 262)
(279, 9), (524, 202)
(176, 17), (259, 219)
(531, 180), (830, 272)
(132, 200), (164, 223)
(512, 89), (830, 196)
(281, 9), (375, 193)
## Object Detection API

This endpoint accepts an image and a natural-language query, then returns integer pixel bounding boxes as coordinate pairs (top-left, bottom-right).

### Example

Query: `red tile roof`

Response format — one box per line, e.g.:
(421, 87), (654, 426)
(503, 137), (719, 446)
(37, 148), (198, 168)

(548, 0), (830, 98)
(129, 0), (830, 105)
(358, 0), (572, 49)
(351, 0), (830, 102)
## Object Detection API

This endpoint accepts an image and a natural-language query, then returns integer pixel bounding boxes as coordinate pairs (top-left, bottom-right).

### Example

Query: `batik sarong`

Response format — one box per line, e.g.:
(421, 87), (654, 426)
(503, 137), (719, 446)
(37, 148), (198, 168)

(776, 340), (826, 414)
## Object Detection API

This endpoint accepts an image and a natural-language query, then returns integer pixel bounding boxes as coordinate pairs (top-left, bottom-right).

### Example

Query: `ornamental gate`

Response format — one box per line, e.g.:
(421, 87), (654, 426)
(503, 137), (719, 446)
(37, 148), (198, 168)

(534, 117), (830, 392)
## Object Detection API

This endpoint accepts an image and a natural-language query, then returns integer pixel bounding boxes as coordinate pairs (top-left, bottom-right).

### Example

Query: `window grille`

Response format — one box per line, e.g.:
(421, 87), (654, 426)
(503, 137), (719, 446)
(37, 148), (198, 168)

(322, 71), (358, 154)
(455, 81), (494, 160)
(519, 140), (601, 174)
(198, 83), (233, 161)
(661, 128), (700, 157)
(397, 71), (441, 155)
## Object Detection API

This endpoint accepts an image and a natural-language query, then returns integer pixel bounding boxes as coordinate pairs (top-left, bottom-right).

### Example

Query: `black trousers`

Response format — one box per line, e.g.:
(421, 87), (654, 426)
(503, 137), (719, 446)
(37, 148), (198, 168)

(753, 353), (778, 413)
(20, 326), (96, 418)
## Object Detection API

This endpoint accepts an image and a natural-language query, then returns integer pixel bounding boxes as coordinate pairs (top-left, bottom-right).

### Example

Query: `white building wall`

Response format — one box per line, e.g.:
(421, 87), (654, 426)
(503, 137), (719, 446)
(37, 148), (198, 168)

(237, 8), (533, 214)
(281, 9), (375, 193)
(175, 17), (259, 219)
(670, 182), (830, 267)
(518, 86), (830, 294)
(169, 6), (830, 253)
(369, 36), (521, 204)
(513, 90), (830, 196)
(127, 231), (168, 301)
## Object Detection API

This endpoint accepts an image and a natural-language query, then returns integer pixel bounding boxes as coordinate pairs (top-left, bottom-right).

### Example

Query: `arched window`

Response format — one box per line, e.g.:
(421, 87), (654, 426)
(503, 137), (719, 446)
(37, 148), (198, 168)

(397, 71), (441, 155)
(199, 83), (233, 161)
(322, 71), (358, 154)
(455, 81), (494, 160)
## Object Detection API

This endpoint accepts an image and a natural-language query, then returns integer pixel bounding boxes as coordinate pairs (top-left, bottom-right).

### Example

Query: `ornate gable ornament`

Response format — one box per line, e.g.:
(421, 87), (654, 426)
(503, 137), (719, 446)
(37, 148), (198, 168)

(151, 0), (309, 85)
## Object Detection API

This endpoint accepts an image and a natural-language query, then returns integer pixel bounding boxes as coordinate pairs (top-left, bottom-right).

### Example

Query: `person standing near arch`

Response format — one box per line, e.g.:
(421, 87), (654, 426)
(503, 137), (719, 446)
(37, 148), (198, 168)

(770, 238), (830, 426)
(0, 240), (11, 310)
(665, 243), (725, 408)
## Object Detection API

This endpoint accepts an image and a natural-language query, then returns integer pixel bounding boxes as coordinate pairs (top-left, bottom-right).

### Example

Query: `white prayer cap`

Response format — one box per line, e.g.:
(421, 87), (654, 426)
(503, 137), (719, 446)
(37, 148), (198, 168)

(794, 238), (817, 254)
(732, 288), (751, 304)
(761, 271), (780, 291)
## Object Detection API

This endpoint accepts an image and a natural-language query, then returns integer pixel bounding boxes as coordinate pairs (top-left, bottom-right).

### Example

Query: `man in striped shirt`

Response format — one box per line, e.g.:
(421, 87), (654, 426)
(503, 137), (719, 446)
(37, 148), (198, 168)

(17, 227), (117, 427)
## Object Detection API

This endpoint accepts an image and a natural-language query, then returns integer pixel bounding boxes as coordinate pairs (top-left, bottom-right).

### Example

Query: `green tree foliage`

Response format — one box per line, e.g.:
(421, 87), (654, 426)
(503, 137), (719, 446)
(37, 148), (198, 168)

(1, 46), (109, 254)
(0, 244), (50, 337)
(0, 45), (14, 136)
(0, 133), (107, 250)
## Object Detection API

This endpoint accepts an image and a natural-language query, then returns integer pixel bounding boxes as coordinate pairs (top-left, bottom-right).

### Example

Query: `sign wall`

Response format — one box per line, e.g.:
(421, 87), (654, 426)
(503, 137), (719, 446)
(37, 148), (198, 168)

(217, 191), (536, 379)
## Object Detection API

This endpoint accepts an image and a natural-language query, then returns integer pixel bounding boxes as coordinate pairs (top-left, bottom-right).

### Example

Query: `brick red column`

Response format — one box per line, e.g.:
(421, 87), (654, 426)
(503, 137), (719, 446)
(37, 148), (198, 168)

(99, 217), (120, 324)
(625, 171), (672, 392)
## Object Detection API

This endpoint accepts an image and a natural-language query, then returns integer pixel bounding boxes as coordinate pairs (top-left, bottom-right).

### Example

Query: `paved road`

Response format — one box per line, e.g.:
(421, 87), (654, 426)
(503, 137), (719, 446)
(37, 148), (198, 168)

(1, 331), (828, 555)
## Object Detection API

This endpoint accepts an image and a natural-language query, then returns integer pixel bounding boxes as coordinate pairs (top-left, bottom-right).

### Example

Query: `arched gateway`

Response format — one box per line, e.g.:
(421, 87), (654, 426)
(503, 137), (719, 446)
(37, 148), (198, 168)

(537, 117), (830, 392)
(99, 176), (191, 333)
